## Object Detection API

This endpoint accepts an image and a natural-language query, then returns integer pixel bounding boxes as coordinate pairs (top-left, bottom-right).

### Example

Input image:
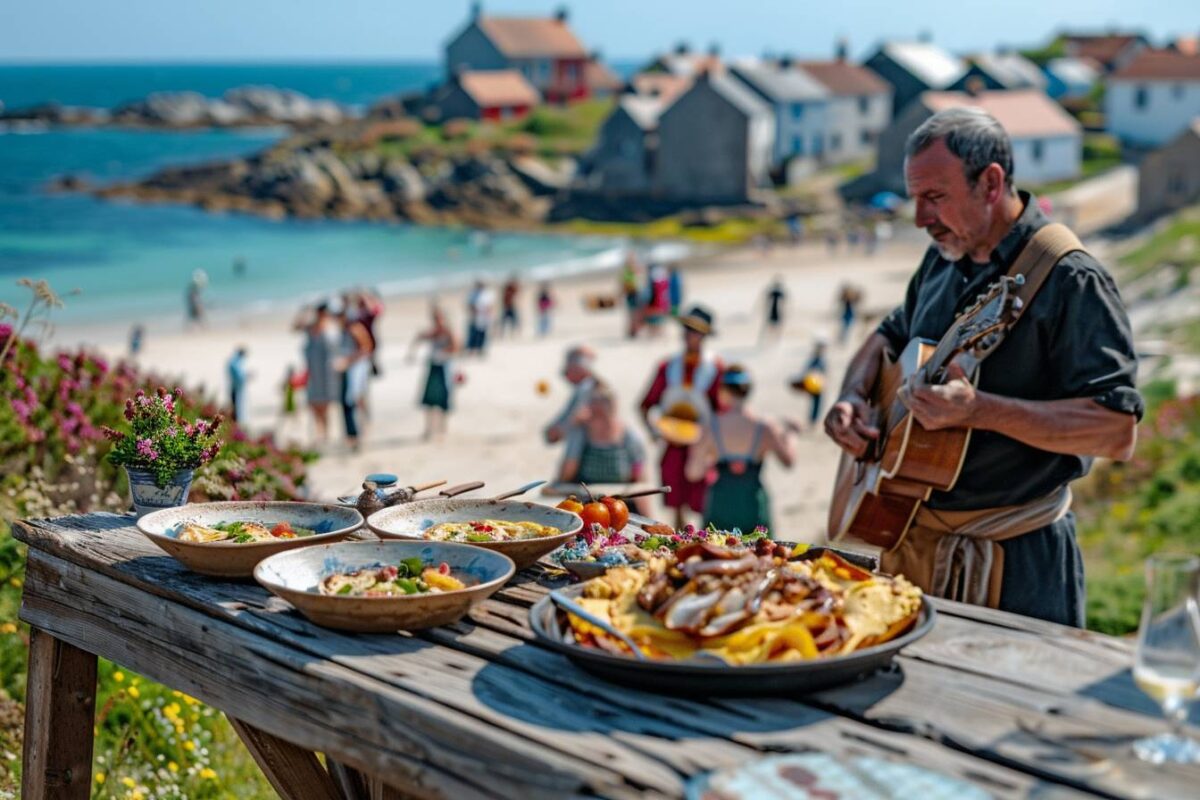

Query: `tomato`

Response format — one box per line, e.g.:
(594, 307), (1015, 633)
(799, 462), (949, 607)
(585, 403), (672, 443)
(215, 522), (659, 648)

(600, 496), (629, 532)
(557, 495), (584, 514)
(579, 501), (611, 531)
(270, 522), (294, 538)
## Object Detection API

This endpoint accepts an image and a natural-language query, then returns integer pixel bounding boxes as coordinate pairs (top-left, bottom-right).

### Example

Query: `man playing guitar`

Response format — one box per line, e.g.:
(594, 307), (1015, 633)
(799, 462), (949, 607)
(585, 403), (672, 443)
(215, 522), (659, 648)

(825, 108), (1141, 626)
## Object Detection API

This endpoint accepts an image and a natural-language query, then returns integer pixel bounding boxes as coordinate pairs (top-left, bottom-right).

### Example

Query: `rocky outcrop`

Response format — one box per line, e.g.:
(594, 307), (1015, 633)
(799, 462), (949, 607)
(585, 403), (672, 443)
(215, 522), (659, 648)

(1, 86), (348, 130)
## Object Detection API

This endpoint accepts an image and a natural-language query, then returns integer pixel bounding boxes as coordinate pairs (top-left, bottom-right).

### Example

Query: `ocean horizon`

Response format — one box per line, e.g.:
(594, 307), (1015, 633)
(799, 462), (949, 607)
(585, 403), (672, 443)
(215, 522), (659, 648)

(0, 61), (645, 328)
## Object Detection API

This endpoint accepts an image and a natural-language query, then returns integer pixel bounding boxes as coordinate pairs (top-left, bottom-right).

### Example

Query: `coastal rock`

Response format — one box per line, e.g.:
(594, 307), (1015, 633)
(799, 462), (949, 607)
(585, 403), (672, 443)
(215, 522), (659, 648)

(380, 160), (426, 203)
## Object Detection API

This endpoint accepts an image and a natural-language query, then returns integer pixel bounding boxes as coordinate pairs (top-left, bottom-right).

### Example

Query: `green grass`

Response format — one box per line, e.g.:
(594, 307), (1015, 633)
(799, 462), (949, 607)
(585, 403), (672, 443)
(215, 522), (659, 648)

(558, 215), (786, 244)
(372, 99), (613, 162)
(1120, 206), (1200, 279)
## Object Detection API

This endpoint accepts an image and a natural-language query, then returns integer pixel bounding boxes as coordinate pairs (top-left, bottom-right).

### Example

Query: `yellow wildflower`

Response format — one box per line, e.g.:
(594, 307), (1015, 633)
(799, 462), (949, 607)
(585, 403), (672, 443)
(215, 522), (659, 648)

(121, 776), (136, 788)
(9, 577), (20, 588)
(0, 623), (16, 635)
(171, 690), (182, 698)
(131, 791), (145, 800)
(168, 761), (178, 773)
(113, 671), (125, 683)
(183, 741), (195, 752)
(127, 686), (140, 699)
(95, 773), (106, 785)
(200, 767), (217, 780)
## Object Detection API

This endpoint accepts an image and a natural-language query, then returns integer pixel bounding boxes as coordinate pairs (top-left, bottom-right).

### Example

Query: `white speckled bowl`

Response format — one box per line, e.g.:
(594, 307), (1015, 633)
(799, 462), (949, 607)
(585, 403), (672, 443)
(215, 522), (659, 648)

(366, 498), (583, 570)
(254, 541), (515, 632)
(137, 501), (364, 578)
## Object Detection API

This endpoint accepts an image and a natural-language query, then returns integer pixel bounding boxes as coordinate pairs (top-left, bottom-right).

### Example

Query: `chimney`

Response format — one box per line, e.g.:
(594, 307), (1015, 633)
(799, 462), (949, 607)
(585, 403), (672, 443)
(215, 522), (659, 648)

(918, 29), (933, 44)
(589, 49), (602, 63)
(675, 41), (691, 56)
(708, 41), (722, 57)
(780, 53), (794, 70)
(835, 38), (848, 62)
(555, 5), (569, 23)
(470, 1), (482, 20)
(965, 76), (985, 97)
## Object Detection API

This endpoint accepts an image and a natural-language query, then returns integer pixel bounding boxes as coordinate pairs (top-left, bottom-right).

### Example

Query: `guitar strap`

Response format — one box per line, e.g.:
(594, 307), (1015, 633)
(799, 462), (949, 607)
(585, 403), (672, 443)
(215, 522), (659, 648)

(1001, 222), (1086, 327)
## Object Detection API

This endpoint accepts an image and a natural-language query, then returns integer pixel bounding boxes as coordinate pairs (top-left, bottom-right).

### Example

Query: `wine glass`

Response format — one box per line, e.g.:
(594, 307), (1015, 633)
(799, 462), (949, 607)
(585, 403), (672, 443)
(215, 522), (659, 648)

(1132, 553), (1200, 764)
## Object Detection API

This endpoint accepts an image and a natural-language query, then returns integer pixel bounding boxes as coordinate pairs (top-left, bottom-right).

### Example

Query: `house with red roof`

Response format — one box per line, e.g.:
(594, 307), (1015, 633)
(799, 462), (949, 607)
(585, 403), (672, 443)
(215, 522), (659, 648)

(429, 69), (541, 122)
(445, 4), (595, 103)
(874, 88), (1082, 190)
(1061, 32), (1148, 73)
(1105, 49), (1200, 148)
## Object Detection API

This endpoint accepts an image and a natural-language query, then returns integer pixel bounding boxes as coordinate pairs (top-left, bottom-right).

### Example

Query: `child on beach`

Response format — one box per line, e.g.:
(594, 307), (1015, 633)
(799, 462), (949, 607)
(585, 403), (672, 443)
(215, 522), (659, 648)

(536, 282), (554, 337)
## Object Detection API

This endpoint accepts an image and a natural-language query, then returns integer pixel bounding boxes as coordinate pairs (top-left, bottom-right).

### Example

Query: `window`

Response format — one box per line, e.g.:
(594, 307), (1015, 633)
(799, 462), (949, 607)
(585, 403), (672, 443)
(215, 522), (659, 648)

(830, 133), (842, 152)
(1135, 85), (1149, 110)
(860, 129), (872, 145)
(1031, 140), (1044, 162)
(858, 96), (870, 114)
(791, 102), (804, 119)
(565, 62), (578, 83)
(1173, 83), (1185, 100)
(812, 134), (823, 155)
(792, 135), (804, 156)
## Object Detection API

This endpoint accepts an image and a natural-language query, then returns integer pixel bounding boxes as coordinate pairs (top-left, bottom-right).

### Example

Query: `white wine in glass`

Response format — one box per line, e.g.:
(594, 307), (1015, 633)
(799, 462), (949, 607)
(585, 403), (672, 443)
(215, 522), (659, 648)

(1132, 553), (1200, 764)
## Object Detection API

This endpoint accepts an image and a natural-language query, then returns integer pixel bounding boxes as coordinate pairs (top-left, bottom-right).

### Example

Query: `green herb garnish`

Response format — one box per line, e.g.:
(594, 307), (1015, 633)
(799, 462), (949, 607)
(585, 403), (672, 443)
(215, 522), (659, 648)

(337, 584), (353, 595)
(399, 557), (424, 577)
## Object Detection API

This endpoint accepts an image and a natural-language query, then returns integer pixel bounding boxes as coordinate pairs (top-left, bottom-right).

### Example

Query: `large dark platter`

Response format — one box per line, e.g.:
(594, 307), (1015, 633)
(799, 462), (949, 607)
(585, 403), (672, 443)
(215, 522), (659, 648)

(529, 582), (934, 695)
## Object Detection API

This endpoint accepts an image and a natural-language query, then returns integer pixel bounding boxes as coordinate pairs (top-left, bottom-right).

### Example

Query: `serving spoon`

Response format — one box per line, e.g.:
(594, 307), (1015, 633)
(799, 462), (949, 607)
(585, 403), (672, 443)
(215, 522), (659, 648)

(549, 590), (650, 661)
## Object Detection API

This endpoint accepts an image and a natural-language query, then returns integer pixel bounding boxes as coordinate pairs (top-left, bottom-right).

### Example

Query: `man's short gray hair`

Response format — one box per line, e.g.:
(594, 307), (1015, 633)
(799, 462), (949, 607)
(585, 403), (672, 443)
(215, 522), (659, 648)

(905, 107), (1015, 189)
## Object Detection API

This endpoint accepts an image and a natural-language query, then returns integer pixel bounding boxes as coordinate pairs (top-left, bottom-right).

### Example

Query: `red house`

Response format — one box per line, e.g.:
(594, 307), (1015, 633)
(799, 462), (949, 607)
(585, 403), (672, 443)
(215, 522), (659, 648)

(445, 4), (594, 103)
(431, 70), (541, 122)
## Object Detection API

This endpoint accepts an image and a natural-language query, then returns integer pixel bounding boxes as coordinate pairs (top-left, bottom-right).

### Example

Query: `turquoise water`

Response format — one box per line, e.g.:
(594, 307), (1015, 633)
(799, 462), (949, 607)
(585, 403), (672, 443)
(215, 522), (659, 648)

(0, 64), (625, 325)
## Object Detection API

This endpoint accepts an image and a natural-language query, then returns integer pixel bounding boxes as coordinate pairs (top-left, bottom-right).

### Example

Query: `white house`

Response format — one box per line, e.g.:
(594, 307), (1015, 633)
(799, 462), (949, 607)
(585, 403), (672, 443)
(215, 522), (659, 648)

(1105, 49), (1200, 148)
(875, 89), (1082, 190)
(730, 60), (830, 168)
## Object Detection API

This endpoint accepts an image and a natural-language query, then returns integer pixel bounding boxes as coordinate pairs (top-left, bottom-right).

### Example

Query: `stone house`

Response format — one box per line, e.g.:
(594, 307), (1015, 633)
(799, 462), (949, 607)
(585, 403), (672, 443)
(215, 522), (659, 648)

(1136, 119), (1200, 220)
(581, 95), (664, 193)
(874, 89), (1082, 190)
(429, 70), (541, 122)
(864, 40), (965, 116)
(1105, 50), (1200, 149)
(654, 71), (775, 203)
(445, 4), (592, 103)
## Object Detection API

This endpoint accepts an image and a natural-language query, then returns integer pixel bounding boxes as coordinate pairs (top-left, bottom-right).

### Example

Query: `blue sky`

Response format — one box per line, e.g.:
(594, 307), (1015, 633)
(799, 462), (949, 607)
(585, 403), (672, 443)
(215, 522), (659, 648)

(2, 0), (1195, 62)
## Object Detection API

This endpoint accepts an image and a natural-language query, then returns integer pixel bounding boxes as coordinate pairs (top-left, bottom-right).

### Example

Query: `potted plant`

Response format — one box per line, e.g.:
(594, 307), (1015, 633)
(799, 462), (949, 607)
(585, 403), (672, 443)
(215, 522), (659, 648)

(103, 387), (223, 517)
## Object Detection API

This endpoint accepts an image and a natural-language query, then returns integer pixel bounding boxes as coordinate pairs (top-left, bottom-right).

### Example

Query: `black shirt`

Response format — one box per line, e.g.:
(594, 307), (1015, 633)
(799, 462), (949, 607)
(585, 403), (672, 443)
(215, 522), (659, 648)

(877, 192), (1143, 511)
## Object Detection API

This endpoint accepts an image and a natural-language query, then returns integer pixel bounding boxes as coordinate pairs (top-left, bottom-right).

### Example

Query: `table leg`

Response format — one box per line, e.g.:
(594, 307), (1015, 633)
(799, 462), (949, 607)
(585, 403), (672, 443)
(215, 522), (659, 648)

(22, 626), (98, 800)
(228, 717), (342, 800)
(325, 760), (420, 800)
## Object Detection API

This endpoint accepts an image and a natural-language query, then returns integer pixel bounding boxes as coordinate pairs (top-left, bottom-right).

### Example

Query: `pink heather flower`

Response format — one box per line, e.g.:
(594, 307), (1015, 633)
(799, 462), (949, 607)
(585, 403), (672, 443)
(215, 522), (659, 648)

(166, 426), (177, 437)
(57, 354), (73, 371)
(138, 394), (152, 408)
(14, 376), (25, 390)
(162, 395), (175, 413)
(184, 422), (195, 436)
(91, 356), (109, 375)
(11, 399), (30, 423)
(66, 401), (83, 417)
(136, 438), (159, 461)
(124, 399), (135, 421)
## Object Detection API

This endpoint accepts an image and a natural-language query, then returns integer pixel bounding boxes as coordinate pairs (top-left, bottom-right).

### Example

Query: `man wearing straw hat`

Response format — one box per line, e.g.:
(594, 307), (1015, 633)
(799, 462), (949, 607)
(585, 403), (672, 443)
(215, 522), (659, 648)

(639, 305), (724, 528)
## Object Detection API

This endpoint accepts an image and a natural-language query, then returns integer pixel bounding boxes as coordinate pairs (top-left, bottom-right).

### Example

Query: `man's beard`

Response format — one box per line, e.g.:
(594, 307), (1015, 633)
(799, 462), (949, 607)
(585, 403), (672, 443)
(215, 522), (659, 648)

(927, 226), (966, 261)
(933, 240), (966, 261)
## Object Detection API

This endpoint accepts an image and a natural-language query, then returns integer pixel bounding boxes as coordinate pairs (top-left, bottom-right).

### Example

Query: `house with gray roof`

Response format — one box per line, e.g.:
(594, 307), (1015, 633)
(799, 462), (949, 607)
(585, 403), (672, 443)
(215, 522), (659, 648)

(950, 52), (1047, 92)
(1044, 57), (1101, 101)
(865, 41), (965, 115)
(581, 95), (666, 193)
(731, 59), (829, 169)
(654, 70), (775, 203)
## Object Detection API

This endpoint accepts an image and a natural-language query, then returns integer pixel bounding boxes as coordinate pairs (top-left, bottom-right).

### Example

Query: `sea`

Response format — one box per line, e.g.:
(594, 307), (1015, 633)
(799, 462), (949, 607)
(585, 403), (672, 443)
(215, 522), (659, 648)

(0, 62), (642, 326)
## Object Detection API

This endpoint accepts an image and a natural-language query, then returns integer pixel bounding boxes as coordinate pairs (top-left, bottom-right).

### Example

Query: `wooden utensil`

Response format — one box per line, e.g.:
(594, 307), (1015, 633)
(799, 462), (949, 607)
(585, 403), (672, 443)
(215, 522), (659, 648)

(439, 481), (484, 498)
(612, 486), (671, 501)
(549, 590), (649, 661)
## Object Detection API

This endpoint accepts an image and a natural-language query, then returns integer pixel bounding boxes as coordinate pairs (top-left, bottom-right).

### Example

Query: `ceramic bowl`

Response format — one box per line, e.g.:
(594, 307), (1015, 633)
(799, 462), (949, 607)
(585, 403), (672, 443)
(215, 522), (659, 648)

(366, 498), (583, 570)
(254, 541), (515, 632)
(137, 501), (364, 578)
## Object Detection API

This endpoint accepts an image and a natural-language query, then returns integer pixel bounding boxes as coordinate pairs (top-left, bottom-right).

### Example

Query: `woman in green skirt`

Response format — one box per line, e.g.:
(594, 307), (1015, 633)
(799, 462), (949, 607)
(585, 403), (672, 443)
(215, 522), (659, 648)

(409, 306), (458, 442)
(686, 365), (799, 534)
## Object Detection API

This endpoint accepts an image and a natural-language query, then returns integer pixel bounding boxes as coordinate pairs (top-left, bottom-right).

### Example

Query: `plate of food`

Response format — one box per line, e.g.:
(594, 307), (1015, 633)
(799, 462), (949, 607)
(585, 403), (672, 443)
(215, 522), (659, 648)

(137, 501), (364, 578)
(366, 498), (583, 570)
(529, 542), (932, 694)
(255, 541), (514, 632)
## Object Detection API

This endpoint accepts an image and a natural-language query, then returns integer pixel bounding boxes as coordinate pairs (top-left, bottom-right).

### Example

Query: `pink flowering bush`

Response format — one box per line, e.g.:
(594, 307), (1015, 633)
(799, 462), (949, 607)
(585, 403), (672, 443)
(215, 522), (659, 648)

(102, 388), (223, 487)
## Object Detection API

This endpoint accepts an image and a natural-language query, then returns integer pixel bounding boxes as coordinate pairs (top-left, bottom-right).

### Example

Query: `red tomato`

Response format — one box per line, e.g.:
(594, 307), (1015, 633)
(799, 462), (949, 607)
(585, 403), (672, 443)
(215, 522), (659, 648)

(271, 522), (294, 538)
(438, 562), (450, 575)
(600, 497), (629, 532)
(579, 501), (611, 531)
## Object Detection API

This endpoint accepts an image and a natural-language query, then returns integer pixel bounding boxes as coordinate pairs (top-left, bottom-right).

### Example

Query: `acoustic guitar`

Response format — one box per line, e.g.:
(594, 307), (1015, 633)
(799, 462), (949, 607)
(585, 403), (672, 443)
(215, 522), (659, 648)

(827, 274), (1025, 550)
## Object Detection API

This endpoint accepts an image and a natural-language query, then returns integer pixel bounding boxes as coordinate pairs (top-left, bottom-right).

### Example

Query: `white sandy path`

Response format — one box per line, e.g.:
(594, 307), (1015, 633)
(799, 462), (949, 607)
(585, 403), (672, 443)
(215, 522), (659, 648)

(58, 235), (932, 542)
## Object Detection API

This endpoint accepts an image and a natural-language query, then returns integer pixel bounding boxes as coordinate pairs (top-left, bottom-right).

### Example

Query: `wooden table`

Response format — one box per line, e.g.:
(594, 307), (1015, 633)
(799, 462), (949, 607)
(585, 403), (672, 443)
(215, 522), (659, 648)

(15, 513), (1200, 799)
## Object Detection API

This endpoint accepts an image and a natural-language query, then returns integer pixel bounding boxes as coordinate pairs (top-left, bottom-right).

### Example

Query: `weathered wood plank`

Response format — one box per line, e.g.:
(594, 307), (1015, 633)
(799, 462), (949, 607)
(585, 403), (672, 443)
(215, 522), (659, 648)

(19, 550), (593, 800)
(21, 627), (98, 800)
(227, 718), (343, 800)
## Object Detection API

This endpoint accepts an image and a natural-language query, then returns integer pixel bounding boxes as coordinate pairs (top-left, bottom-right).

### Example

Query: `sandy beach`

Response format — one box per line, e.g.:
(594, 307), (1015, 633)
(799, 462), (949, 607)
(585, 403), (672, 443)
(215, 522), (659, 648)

(61, 231), (938, 541)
